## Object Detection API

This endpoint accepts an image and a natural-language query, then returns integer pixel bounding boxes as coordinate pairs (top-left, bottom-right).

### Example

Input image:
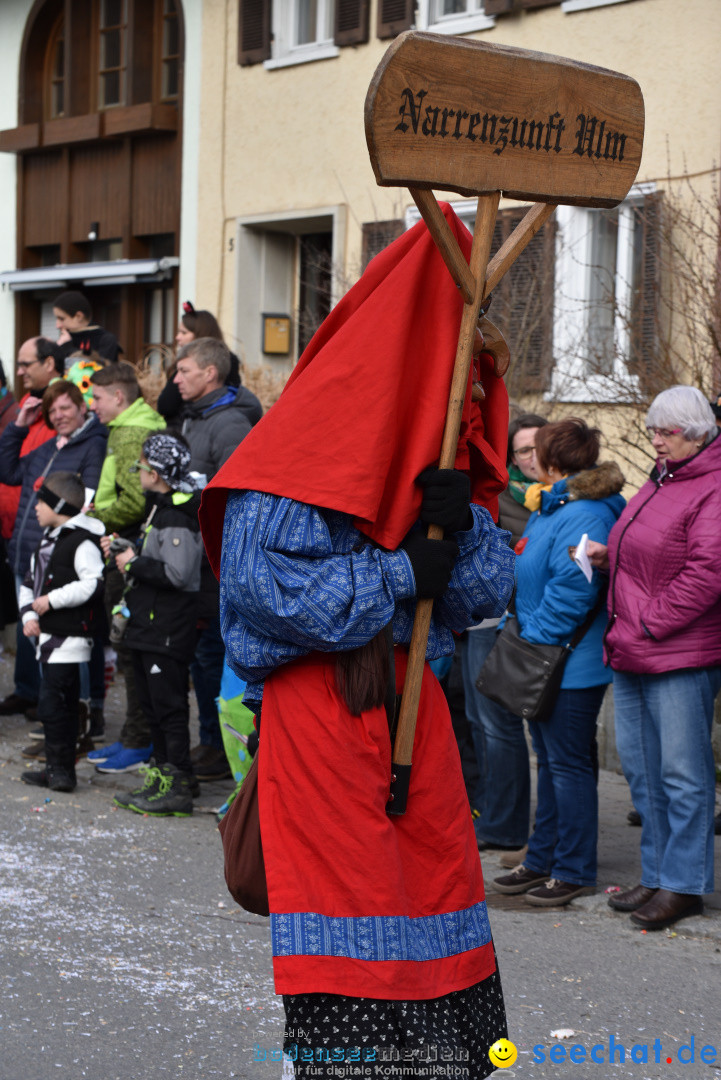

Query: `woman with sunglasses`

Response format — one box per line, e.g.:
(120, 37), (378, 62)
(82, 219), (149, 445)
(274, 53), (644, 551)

(588, 385), (721, 930)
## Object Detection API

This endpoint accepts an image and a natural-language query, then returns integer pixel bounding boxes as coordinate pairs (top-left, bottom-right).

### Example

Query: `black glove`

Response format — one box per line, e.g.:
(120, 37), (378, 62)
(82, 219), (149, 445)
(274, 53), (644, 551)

(417, 468), (472, 533)
(400, 530), (459, 599)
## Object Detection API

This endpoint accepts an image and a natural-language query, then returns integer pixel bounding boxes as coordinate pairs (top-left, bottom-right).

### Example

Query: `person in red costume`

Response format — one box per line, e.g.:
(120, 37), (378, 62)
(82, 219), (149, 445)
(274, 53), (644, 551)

(200, 205), (515, 1077)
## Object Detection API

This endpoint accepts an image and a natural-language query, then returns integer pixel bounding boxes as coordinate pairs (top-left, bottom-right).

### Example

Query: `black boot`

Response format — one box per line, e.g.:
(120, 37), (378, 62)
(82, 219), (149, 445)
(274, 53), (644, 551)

(127, 763), (193, 817)
(21, 766), (76, 792)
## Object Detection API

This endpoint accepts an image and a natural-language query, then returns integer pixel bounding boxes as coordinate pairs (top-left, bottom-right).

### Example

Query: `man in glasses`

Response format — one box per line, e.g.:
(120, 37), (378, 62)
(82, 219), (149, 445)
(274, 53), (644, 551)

(0, 338), (63, 715)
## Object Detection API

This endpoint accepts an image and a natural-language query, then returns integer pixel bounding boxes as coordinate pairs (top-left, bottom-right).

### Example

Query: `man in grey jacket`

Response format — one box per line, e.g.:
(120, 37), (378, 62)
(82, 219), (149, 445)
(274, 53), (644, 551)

(175, 339), (252, 483)
(174, 338), (253, 780)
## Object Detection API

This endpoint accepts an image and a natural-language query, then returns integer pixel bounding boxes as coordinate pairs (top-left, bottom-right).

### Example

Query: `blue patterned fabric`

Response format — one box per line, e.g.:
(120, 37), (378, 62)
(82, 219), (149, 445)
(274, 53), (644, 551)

(270, 902), (492, 962)
(220, 491), (515, 695)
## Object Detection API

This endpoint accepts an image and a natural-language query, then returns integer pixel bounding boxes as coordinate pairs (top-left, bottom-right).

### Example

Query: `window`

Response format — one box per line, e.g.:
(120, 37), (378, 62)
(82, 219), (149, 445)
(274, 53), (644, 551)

(361, 220), (404, 272)
(98, 0), (127, 109)
(405, 200), (555, 394)
(550, 185), (659, 401)
(405, 190), (657, 402)
(238, 0), (375, 67)
(416, 0), (494, 35)
(265, 0), (338, 67)
(160, 0), (180, 101)
(46, 16), (65, 119)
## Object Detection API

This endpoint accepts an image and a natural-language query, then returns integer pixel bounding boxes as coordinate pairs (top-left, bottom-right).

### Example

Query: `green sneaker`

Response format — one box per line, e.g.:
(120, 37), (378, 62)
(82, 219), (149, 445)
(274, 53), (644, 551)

(114, 764), (163, 810)
(127, 764), (193, 817)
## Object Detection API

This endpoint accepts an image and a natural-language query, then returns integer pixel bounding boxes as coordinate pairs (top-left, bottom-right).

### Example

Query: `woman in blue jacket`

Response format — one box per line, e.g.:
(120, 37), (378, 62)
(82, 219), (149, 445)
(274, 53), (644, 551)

(493, 418), (625, 907)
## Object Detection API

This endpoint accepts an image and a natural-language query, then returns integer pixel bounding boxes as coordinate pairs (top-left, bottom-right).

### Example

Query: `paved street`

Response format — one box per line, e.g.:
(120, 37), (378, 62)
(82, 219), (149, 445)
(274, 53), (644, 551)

(1, 645), (720, 1080)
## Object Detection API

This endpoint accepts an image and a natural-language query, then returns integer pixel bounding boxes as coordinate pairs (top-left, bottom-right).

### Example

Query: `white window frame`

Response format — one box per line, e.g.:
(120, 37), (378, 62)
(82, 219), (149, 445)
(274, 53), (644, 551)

(406, 185), (657, 404)
(562, 0), (638, 12)
(549, 181), (656, 402)
(264, 0), (339, 69)
(415, 0), (494, 36)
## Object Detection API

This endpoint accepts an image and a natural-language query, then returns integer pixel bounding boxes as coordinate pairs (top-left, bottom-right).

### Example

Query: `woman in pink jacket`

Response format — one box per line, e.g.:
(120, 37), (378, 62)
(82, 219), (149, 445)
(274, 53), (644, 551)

(589, 386), (721, 931)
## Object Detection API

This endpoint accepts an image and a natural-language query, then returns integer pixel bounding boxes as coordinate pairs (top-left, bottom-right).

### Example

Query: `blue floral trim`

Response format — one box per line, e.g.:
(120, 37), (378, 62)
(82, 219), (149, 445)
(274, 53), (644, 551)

(271, 902), (491, 962)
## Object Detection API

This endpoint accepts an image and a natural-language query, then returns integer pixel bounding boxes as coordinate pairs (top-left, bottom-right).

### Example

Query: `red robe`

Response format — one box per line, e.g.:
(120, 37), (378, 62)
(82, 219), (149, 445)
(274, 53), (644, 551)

(201, 204), (510, 1000)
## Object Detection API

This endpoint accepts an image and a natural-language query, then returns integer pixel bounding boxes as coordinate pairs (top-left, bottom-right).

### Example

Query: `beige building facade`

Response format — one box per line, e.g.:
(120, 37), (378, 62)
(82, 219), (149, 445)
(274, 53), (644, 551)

(0, 0), (718, 466)
(192, 0), (721, 451)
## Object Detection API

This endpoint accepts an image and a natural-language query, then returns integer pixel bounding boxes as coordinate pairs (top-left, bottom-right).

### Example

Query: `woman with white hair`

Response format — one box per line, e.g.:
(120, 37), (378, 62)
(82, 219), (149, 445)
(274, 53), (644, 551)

(588, 385), (721, 930)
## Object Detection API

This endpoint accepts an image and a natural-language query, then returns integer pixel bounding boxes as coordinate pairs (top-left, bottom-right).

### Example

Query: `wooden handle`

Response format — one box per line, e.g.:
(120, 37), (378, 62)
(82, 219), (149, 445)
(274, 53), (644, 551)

(390, 193), (500, 794)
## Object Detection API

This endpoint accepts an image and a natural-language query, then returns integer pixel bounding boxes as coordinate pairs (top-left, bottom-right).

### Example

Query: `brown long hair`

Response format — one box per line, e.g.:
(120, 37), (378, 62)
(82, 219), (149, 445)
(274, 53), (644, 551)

(181, 309), (225, 343)
(335, 631), (390, 715)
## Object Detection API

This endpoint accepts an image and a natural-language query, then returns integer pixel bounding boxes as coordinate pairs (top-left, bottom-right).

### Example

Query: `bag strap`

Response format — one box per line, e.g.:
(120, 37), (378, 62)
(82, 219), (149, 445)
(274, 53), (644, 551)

(567, 588), (608, 651)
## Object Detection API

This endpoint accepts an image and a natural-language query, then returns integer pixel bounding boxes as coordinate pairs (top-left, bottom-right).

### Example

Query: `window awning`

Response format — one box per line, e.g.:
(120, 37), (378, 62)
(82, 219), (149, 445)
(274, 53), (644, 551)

(0, 257), (179, 291)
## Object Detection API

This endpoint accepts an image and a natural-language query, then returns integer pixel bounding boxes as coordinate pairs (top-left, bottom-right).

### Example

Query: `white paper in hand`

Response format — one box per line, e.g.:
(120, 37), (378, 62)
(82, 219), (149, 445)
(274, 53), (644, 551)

(574, 533), (593, 583)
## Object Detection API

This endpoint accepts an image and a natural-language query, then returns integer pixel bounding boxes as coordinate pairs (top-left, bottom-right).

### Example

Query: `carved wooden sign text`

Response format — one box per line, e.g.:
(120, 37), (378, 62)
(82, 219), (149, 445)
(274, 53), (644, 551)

(365, 33), (645, 208)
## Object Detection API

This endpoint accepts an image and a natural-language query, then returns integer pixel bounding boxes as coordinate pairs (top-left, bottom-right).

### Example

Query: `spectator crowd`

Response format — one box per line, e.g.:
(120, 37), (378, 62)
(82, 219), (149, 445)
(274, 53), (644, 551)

(0, 287), (720, 935)
(0, 290), (262, 815)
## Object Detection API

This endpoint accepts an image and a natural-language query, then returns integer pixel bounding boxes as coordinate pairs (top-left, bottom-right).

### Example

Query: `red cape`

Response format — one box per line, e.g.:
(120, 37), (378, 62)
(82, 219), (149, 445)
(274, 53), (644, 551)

(201, 204), (508, 574)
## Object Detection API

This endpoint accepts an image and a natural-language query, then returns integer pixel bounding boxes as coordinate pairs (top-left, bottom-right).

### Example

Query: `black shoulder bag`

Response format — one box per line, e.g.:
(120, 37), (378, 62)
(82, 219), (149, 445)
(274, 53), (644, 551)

(475, 595), (606, 723)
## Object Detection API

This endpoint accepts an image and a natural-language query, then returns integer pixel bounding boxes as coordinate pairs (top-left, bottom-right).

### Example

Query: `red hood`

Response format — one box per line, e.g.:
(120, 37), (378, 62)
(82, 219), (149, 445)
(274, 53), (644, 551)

(200, 203), (509, 576)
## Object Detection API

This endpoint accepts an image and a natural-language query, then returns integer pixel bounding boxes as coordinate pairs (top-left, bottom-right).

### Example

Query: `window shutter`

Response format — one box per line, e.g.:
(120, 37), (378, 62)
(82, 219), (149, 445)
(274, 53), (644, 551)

(628, 192), (662, 393)
(361, 219), (404, 271)
(516, 0), (561, 8)
(377, 0), (414, 40)
(487, 207), (555, 395)
(238, 0), (271, 66)
(335, 0), (370, 46)
(483, 0), (515, 14)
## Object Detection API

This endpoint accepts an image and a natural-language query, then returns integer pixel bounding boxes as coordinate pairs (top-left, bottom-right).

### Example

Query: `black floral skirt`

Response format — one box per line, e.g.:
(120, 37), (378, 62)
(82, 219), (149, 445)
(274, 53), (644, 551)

(283, 959), (506, 1079)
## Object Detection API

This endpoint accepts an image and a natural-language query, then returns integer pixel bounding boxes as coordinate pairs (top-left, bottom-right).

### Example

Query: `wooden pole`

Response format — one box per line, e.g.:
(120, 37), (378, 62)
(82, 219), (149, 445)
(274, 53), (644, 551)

(387, 191), (500, 815)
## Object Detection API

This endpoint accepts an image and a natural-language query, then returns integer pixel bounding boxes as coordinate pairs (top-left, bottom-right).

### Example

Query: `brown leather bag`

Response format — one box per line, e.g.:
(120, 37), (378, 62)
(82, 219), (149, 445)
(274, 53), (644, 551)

(217, 753), (269, 916)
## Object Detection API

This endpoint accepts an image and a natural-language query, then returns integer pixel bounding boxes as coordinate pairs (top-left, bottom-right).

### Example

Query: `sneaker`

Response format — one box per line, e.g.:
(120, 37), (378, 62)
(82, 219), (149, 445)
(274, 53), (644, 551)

(127, 764), (193, 817)
(0, 693), (37, 716)
(27, 726), (45, 741)
(524, 879), (595, 907)
(194, 747), (232, 782)
(21, 766), (76, 792)
(492, 865), (551, 895)
(87, 740), (124, 765)
(95, 745), (153, 773)
(114, 764), (163, 809)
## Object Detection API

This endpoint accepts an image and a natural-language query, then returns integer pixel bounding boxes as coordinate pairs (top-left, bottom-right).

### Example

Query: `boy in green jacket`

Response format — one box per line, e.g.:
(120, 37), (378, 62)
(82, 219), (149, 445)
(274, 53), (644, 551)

(86, 363), (165, 761)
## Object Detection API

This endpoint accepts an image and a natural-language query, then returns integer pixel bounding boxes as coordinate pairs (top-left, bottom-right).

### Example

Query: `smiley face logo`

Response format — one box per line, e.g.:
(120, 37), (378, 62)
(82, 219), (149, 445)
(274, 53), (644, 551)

(488, 1038), (518, 1068)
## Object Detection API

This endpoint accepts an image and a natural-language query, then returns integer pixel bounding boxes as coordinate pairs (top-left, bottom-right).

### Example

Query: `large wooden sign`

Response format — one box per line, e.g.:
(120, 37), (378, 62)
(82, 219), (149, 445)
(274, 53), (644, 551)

(365, 33), (645, 815)
(365, 32), (645, 208)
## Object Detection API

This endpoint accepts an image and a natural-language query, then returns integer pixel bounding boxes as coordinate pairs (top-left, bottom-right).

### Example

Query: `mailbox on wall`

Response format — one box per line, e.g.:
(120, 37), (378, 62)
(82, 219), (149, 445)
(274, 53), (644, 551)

(262, 314), (291, 355)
